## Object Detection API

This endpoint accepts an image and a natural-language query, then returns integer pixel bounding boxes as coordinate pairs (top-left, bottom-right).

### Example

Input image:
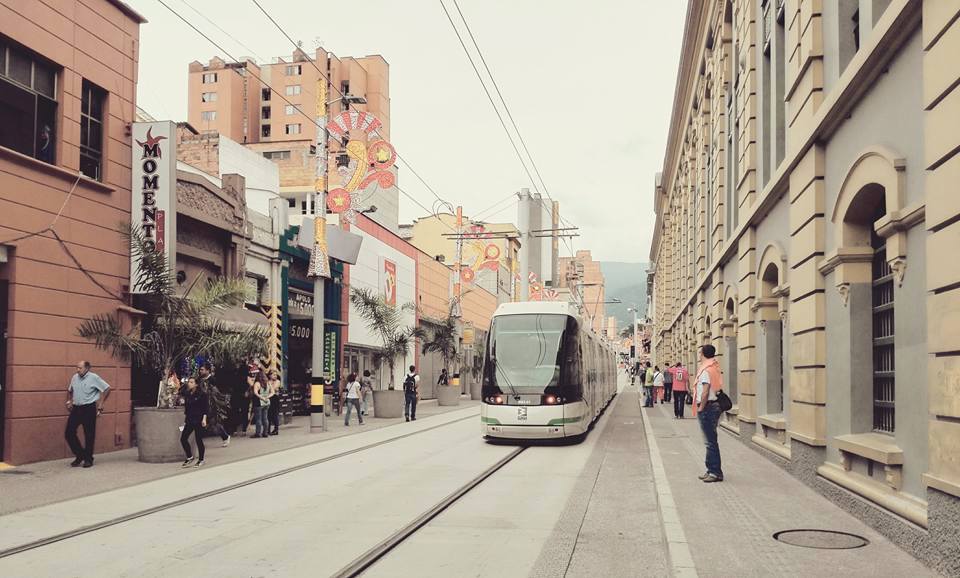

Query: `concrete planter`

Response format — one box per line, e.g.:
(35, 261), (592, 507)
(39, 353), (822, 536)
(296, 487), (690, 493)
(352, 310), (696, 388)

(436, 385), (460, 406)
(373, 389), (404, 418)
(470, 381), (482, 401)
(134, 407), (184, 463)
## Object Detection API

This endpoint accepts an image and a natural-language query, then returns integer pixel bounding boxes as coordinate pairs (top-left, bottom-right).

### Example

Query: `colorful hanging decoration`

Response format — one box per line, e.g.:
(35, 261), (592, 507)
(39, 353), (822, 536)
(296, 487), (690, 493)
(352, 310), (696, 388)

(324, 111), (396, 224)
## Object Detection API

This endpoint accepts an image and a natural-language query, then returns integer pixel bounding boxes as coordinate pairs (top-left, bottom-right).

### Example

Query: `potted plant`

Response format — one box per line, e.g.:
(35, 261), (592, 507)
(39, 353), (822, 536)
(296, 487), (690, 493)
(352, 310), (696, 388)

(350, 287), (423, 418)
(77, 226), (267, 462)
(421, 312), (461, 407)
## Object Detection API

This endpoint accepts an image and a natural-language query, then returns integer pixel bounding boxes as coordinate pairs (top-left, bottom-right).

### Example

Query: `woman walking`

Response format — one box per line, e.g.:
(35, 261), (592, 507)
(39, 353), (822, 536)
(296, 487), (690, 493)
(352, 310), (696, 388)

(251, 370), (270, 438)
(267, 370), (281, 436)
(343, 373), (364, 426)
(653, 366), (665, 404)
(179, 377), (208, 468)
(360, 370), (374, 416)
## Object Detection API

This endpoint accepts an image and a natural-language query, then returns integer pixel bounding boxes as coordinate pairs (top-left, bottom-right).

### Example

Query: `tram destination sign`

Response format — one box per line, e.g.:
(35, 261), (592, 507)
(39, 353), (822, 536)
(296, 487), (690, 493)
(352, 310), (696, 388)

(130, 121), (177, 293)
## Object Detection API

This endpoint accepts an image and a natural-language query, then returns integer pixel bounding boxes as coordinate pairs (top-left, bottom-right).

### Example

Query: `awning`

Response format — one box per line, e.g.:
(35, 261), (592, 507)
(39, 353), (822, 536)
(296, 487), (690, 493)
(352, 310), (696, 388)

(216, 306), (270, 331)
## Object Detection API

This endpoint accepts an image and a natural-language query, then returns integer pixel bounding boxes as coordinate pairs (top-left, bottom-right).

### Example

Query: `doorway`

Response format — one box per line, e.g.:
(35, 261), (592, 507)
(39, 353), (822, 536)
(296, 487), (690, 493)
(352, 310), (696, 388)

(0, 280), (8, 462)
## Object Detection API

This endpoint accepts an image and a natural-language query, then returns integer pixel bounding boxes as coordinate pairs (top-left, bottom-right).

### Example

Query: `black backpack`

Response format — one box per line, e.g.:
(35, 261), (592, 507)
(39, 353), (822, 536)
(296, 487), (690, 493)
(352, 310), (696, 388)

(403, 374), (416, 393)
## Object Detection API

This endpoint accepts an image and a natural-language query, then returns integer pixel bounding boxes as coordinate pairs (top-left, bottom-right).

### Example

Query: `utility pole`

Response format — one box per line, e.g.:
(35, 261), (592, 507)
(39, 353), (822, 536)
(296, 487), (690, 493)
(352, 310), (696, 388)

(517, 188), (531, 301)
(452, 205), (463, 318)
(308, 66), (331, 432)
(551, 200), (559, 288)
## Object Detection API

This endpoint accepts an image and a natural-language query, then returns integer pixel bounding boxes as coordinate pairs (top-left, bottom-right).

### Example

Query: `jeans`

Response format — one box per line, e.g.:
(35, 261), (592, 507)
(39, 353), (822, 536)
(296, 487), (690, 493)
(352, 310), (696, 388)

(65, 403), (97, 462)
(643, 386), (654, 407)
(344, 398), (363, 425)
(181, 420), (205, 461)
(697, 402), (723, 476)
(361, 391), (370, 415)
(253, 404), (269, 436)
(269, 396), (280, 432)
(664, 387), (672, 403)
(404, 394), (418, 420)
(673, 391), (686, 418)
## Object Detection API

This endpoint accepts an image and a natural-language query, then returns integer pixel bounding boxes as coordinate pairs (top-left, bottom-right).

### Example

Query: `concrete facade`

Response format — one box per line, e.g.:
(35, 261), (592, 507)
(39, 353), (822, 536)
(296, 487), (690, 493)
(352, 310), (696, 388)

(557, 250), (607, 334)
(0, 0), (144, 465)
(648, 1), (960, 574)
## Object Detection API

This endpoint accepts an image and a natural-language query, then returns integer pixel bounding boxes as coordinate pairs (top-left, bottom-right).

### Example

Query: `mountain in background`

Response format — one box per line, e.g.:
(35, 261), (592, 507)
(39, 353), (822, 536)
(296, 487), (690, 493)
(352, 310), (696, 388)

(600, 261), (649, 333)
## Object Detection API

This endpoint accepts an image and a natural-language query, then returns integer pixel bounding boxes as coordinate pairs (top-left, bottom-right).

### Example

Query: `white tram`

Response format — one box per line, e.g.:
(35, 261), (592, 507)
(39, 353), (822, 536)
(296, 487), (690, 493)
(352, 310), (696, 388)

(480, 301), (617, 440)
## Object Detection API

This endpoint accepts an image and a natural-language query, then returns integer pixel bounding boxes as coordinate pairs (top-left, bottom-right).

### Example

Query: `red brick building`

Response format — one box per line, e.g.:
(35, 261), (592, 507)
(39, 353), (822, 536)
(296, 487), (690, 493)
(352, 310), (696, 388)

(0, 0), (145, 465)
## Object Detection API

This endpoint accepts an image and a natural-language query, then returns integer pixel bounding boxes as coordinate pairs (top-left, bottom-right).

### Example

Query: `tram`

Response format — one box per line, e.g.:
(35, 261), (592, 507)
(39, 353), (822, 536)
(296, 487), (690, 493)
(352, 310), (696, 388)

(480, 301), (617, 440)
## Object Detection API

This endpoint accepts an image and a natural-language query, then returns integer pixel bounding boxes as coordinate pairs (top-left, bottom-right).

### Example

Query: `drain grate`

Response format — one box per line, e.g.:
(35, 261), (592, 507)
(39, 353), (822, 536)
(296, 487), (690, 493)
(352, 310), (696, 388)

(773, 529), (869, 550)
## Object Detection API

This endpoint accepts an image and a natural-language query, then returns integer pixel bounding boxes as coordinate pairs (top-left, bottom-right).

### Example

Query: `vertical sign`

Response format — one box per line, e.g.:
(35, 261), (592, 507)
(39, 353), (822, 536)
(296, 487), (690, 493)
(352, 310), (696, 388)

(323, 331), (337, 380)
(382, 258), (397, 307)
(130, 121), (177, 292)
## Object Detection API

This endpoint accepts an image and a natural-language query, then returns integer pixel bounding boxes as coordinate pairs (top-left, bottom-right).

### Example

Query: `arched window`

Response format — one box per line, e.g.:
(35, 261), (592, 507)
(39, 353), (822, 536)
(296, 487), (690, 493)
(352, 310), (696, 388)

(870, 202), (895, 433)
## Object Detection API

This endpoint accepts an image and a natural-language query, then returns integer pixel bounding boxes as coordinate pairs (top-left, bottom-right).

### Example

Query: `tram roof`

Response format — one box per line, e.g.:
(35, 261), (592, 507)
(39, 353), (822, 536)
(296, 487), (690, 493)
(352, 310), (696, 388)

(492, 301), (580, 318)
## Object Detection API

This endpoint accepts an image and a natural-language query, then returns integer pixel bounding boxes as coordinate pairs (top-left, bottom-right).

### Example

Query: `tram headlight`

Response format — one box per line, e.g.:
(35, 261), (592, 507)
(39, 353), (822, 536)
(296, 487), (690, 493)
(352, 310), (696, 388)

(543, 395), (563, 405)
(485, 395), (504, 404)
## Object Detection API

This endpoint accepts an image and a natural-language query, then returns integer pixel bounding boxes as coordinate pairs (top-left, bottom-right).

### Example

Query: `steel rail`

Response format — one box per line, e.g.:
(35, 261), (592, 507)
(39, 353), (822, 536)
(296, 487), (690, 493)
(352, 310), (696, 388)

(332, 445), (527, 578)
(0, 413), (478, 560)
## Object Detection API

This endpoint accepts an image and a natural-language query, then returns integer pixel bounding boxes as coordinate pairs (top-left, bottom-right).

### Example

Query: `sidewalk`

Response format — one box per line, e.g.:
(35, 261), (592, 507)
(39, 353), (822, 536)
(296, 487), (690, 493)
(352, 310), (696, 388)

(0, 397), (479, 516)
(642, 396), (935, 577)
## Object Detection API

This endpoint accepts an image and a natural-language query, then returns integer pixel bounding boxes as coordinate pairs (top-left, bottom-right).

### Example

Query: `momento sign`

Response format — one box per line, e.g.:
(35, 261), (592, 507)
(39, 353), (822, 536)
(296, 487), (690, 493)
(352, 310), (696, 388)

(130, 121), (177, 292)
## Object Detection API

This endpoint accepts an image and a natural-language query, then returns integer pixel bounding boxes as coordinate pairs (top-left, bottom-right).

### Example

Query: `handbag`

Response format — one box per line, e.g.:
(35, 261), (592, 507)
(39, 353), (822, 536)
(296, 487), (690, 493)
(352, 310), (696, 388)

(715, 389), (733, 412)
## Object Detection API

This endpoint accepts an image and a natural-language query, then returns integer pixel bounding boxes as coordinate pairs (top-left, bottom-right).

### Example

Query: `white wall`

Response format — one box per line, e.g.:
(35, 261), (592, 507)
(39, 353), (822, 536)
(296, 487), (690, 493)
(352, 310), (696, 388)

(348, 226), (417, 372)
(218, 136), (280, 215)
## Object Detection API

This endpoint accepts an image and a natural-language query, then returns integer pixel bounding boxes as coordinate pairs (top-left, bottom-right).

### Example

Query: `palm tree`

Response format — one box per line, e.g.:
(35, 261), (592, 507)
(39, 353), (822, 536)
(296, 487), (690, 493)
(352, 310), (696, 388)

(77, 225), (268, 413)
(350, 287), (423, 389)
(421, 311), (459, 381)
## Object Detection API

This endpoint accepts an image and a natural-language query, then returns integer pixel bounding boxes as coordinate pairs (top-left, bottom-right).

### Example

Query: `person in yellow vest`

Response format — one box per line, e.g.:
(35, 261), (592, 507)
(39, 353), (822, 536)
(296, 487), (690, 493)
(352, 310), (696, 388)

(695, 345), (724, 483)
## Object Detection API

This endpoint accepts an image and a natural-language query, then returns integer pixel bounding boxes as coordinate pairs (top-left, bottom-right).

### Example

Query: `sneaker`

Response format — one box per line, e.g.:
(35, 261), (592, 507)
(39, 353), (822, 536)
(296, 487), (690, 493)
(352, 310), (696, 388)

(82, 460), (93, 468)
(702, 473), (723, 483)
(195, 460), (205, 468)
(222, 435), (231, 448)
(70, 457), (83, 467)
(182, 457), (195, 468)
(698, 471), (710, 480)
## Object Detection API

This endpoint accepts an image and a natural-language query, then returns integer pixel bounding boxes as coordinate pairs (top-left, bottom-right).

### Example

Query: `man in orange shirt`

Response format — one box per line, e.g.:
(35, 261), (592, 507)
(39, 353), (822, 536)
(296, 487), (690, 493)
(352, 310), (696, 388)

(695, 345), (724, 483)
(671, 362), (689, 419)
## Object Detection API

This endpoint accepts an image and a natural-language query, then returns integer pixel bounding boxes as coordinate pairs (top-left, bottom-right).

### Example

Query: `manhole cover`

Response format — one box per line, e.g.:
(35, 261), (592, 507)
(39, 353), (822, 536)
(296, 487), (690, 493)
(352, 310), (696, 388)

(773, 529), (869, 550)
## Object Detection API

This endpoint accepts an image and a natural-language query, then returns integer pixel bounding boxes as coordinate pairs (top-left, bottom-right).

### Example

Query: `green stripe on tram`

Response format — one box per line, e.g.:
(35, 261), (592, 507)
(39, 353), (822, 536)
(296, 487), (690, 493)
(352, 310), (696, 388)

(481, 417), (502, 425)
(547, 416), (584, 426)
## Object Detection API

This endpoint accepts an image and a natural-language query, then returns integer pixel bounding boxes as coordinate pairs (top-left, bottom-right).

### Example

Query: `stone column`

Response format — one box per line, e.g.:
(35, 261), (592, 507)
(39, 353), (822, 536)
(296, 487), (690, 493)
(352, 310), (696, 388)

(737, 226), (758, 425)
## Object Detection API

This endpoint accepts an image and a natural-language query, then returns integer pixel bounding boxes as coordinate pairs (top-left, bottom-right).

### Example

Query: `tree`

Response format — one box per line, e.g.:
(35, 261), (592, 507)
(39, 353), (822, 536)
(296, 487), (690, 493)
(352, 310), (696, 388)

(421, 312), (459, 380)
(350, 287), (424, 389)
(77, 225), (268, 414)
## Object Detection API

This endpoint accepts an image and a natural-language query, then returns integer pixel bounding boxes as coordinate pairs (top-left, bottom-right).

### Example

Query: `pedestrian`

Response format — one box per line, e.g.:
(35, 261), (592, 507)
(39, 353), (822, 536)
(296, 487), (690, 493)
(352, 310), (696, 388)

(267, 370), (282, 436)
(232, 370), (252, 436)
(197, 363), (230, 447)
(672, 362), (689, 418)
(643, 362), (655, 407)
(179, 377), (208, 468)
(663, 362), (673, 403)
(361, 370), (374, 416)
(403, 365), (420, 422)
(64, 361), (111, 468)
(343, 373), (364, 426)
(653, 366), (664, 404)
(251, 370), (270, 438)
(438, 368), (449, 386)
(695, 345), (724, 483)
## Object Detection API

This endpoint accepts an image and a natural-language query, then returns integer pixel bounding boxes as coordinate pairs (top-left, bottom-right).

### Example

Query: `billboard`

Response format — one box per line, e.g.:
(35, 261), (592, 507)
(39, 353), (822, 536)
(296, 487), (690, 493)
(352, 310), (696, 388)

(382, 258), (397, 307)
(130, 121), (177, 292)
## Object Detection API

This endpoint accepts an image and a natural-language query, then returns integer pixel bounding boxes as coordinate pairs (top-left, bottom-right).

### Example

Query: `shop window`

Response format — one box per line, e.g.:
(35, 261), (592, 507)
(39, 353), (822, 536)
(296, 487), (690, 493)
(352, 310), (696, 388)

(79, 80), (105, 181)
(0, 37), (58, 164)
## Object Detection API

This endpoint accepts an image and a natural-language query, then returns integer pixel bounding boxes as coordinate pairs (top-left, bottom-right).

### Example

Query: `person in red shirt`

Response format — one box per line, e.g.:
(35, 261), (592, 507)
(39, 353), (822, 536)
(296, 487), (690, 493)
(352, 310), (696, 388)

(672, 362), (689, 419)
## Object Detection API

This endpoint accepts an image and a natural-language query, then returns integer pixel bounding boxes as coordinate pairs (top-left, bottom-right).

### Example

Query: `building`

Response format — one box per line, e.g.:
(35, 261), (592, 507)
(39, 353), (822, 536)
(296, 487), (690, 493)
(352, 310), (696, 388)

(558, 250), (606, 334)
(0, 0), (145, 465)
(648, 1), (959, 573)
(187, 50), (399, 232)
(401, 212), (520, 303)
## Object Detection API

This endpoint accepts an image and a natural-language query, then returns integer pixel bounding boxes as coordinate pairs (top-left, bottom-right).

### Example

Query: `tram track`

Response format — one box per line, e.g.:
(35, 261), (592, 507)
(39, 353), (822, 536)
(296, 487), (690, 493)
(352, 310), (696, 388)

(0, 412), (479, 561)
(332, 445), (528, 578)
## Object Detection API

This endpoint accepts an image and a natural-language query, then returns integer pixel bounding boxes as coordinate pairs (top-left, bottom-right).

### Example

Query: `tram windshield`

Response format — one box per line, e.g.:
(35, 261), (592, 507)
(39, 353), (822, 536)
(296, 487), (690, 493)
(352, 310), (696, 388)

(484, 314), (577, 394)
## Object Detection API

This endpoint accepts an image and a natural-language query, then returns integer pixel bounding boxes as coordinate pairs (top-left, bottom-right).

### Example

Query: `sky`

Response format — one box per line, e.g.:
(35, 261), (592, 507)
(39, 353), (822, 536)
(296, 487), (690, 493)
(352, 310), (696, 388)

(127, 0), (687, 262)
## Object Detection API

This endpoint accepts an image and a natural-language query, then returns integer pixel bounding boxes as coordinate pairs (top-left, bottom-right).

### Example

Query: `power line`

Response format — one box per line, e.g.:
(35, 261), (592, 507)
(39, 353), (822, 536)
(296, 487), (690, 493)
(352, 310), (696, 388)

(177, 0), (265, 64)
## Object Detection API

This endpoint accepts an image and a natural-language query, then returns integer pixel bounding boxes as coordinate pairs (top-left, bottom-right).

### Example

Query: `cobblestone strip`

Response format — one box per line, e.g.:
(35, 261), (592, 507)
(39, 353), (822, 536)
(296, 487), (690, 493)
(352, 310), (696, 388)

(640, 396), (699, 577)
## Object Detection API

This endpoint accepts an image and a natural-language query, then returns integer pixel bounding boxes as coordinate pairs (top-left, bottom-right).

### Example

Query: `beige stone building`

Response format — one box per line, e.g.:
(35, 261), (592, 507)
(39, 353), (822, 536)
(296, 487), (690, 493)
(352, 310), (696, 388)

(648, 1), (959, 573)
(187, 49), (399, 231)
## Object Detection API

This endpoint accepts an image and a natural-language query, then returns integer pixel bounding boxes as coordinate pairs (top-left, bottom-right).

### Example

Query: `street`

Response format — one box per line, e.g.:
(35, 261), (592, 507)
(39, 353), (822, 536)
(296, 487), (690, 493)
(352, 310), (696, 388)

(0, 376), (933, 578)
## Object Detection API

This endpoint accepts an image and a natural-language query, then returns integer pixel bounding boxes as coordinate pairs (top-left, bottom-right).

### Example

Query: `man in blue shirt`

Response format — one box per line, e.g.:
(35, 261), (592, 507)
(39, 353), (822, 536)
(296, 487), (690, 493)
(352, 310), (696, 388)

(65, 361), (111, 468)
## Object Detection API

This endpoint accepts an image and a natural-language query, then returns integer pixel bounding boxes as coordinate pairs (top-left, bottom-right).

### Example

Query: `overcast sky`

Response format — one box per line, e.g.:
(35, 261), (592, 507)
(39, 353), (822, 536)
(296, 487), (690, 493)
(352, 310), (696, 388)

(128, 0), (686, 262)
